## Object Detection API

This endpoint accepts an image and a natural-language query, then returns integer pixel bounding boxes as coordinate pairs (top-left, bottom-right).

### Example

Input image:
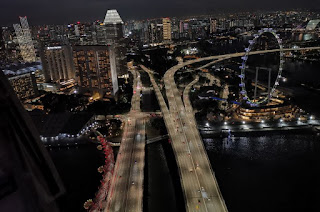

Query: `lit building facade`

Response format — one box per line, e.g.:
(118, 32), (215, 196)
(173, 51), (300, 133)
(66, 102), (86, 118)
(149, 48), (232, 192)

(72, 45), (118, 96)
(40, 45), (75, 82)
(7, 71), (39, 101)
(103, 9), (127, 77)
(13, 16), (37, 63)
(162, 18), (172, 41)
(210, 19), (217, 33)
(148, 22), (163, 43)
(103, 9), (124, 43)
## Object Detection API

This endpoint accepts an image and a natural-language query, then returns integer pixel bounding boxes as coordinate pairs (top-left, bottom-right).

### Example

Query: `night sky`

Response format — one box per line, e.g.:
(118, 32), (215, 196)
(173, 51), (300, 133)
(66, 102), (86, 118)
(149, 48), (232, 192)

(0, 0), (319, 25)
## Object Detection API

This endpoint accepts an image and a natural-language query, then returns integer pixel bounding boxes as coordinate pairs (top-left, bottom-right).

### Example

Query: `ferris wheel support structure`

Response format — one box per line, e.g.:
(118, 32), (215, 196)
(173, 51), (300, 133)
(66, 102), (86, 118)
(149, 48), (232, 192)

(239, 28), (284, 107)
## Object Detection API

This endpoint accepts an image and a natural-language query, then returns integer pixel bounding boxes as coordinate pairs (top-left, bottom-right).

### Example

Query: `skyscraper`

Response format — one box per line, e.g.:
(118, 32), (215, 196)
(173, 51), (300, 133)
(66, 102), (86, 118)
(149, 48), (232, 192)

(72, 45), (118, 97)
(13, 16), (37, 63)
(103, 9), (127, 77)
(148, 22), (163, 43)
(210, 19), (217, 33)
(95, 24), (108, 45)
(162, 18), (172, 42)
(103, 9), (124, 43)
(40, 45), (75, 82)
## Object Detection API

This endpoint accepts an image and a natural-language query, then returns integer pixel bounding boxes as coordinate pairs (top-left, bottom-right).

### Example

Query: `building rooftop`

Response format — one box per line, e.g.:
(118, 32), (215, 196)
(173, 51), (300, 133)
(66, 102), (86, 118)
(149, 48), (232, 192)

(104, 9), (123, 24)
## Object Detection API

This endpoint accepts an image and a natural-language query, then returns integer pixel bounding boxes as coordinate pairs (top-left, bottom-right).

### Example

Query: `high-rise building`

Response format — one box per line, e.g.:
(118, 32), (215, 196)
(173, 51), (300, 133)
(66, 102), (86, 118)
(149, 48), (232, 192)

(0, 70), (64, 212)
(40, 45), (75, 82)
(103, 9), (124, 43)
(13, 16), (37, 63)
(103, 10), (127, 77)
(179, 21), (184, 33)
(0, 27), (5, 61)
(72, 45), (118, 97)
(6, 71), (39, 101)
(95, 24), (108, 45)
(162, 18), (172, 41)
(210, 19), (217, 33)
(171, 18), (180, 40)
(113, 42), (127, 77)
(148, 22), (163, 43)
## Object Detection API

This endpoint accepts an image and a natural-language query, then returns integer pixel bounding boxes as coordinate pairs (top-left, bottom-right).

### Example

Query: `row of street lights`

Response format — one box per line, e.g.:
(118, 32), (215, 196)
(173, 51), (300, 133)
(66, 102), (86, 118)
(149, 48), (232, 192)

(205, 115), (316, 128)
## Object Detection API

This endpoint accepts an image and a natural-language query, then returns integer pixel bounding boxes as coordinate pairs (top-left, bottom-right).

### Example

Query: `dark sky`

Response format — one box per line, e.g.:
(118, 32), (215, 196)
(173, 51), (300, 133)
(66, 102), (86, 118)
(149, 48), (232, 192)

(0, 0), (319, 25)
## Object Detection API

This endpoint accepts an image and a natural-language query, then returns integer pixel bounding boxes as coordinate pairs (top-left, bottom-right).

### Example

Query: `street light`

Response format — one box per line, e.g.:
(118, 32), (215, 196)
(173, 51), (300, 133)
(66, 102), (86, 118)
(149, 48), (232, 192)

(205, 122), (210, 127)
(242, 121), (246, 124)
(280, 119), (283, 123)
(224, 122), (227, 125)
(261, 120), (265, 123)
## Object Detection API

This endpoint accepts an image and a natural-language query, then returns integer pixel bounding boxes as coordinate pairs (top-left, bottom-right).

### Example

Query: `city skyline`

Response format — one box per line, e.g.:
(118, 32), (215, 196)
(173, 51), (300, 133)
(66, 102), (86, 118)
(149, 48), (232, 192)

(1, 0), (320, 25)
(1, 3), (320, 211)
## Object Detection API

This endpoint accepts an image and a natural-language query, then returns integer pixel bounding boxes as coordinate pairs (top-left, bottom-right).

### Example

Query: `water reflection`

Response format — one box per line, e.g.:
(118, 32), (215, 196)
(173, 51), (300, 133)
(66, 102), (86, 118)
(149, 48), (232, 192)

(204, 134), (320, 212)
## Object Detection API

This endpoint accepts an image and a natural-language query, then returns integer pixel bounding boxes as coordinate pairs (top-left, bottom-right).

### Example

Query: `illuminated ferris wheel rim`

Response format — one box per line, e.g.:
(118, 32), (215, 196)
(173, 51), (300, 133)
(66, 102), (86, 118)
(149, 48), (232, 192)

(238, 28), (284, 107)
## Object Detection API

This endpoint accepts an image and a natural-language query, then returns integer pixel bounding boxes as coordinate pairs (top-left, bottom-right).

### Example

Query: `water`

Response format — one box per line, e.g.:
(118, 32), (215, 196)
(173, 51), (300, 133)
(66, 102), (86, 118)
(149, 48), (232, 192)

(204, 134), (320, 212)
(141, 90), (160, 112)
(145, 141), (179, 212)
(203, 59), (320, 212)
(48, 143), (104, 212)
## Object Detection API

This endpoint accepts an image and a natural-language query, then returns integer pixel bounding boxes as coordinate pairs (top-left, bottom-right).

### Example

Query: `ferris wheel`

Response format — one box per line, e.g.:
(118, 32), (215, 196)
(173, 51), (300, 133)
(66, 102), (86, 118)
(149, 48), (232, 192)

(238, 28), (284, 107)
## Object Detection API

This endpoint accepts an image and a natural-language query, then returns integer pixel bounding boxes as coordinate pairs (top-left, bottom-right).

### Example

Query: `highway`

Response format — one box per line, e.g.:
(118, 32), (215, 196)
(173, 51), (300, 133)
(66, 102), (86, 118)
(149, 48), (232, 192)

(104, 68), (145, 212)
(164, 58), (228, 212)
(142, 65), (227, 212)
(141, 46), (320, 212)
(179, 46), (320, 66)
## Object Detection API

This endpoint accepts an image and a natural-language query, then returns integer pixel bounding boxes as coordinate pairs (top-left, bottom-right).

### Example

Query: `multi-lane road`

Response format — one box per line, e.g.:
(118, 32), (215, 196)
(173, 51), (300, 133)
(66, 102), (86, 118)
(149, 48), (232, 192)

(164, 59), (228, 212)
(142, 64), (227, 212)
(105, 69), (146, 212)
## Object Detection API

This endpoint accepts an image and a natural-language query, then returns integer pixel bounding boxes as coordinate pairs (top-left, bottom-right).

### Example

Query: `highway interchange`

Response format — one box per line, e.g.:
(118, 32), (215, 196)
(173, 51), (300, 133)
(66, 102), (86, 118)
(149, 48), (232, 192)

(104, 46), (320, 212)
(141, 46), (320, 212)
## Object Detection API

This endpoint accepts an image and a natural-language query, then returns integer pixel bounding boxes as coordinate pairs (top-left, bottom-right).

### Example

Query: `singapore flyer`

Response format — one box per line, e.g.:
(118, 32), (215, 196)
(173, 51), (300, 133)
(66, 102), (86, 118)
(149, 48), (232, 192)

(239, 28), (284, 107)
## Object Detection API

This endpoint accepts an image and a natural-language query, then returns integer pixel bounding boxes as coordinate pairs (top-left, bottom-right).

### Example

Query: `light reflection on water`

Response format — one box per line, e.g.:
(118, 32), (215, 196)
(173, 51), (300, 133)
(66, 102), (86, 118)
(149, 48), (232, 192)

(203, 134), (320, 212)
